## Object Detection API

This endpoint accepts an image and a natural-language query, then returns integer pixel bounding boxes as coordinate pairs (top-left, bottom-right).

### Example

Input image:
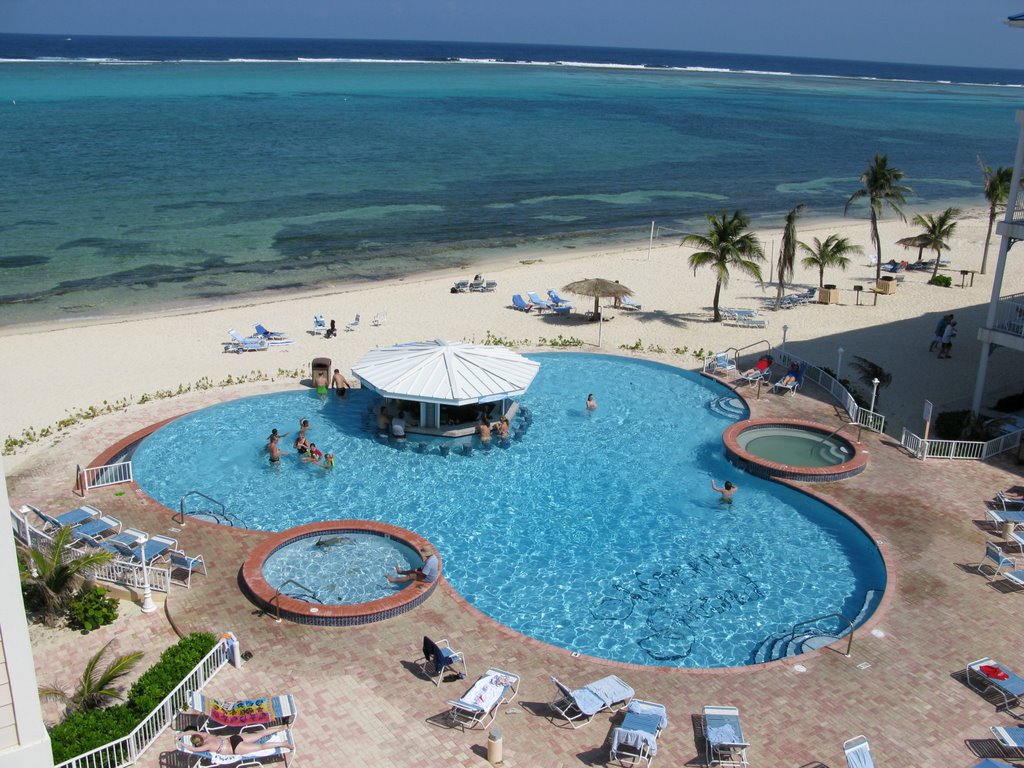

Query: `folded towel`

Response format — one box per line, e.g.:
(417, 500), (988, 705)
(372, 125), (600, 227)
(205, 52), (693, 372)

(707, 723), (740, 745)
(628, 700), (669, 730)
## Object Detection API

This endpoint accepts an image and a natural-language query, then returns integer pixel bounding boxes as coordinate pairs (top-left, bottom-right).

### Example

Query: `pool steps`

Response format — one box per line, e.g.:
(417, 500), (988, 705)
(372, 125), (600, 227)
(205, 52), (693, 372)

(752, 589), (883, 664)
(708, 395), (747, 420)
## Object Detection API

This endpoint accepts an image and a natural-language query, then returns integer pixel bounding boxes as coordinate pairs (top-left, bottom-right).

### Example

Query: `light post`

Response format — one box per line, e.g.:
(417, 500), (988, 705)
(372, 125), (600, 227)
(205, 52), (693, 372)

(869, 377), (881, 414)
(139, 536), (156, 614)
(836, 347), (844, 378)
(782, 325), (789, 356)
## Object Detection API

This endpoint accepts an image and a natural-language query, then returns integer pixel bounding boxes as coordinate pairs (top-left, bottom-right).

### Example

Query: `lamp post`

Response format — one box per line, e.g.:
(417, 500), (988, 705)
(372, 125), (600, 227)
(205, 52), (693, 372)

(782, 325), (789, 356)
(869, 377), (881, 414)
(837, 347), (844, 378)
(139, 536), (156, 614)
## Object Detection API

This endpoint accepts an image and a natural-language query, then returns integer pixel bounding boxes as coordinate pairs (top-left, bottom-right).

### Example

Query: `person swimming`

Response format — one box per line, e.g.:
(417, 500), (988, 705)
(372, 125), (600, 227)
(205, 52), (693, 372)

(711, 479), (737, 503)
(315, 535), (353, 547)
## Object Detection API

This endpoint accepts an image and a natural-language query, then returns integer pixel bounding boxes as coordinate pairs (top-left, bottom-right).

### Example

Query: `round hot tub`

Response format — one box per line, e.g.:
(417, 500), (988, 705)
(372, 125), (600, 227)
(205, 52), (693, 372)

(241, 520), (438, 625)
(723, 418), (868, 482)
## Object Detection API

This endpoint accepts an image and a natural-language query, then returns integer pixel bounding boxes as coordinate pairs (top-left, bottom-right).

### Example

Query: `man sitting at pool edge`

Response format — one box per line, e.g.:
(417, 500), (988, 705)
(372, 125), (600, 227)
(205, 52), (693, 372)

(387, 545), (439, 584)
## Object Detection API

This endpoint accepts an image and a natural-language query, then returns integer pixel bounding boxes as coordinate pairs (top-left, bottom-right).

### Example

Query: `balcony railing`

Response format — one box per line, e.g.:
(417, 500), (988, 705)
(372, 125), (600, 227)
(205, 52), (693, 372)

(992, 294), (1024, 339)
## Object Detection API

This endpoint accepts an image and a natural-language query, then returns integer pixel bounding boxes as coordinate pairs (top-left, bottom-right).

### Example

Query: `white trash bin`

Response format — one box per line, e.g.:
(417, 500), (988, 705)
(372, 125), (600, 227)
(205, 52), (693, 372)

(487, 728), (503, 764)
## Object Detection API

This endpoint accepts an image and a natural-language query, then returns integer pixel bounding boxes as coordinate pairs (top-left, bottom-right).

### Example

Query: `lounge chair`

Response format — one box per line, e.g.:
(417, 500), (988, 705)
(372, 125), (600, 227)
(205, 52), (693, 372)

(703, 705), (749, 767)
(1004, 567), (1024, 591)
(224, 329), (269, 354)
(421, 636), (467, 686)
(609, 699), (668, 767)
(311, 315), (326, 335)
(253, 323), (287, 341)
(977, 541), (1019, 579)
(469, 278), (486, 292)
(711, 352), (737, 374)
(372, 310), (387, 327)
(25, 503), (102, 533)
(183, 691), (298, 734)
(998, 491), (1024, 511)
(547, 289), (573, 307)
(736, 361), (773, 387)
(843, 735), (874, 768)
(131, 534), (177, 564)
(551, 304), (572, 316)
(85, 528), (146, 559)
(446, 667), (519, 729)
(986, 507), (1024, 531)
(483, 280), (498, 292)
(620, 295), (642, 311)
(169, 549), (208, 588)
(971, 760), (1015, 768)
(512, 294), (534, 313)
(549, 674), (634, 728)
(527, 291), (553, 312)
(992, 726), (1024, 760)
(967, 658), (1024, 714)
(771, 365), (804, 395)
(175, 727), (295, 768)
(345, 314), (360, 332)
(69, 514), (122, 545)
(453, 279), (470, 293)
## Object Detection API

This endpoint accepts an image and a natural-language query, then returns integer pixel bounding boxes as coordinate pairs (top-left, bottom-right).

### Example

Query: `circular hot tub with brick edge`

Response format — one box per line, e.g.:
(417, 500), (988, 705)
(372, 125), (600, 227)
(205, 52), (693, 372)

(241, 520), (438, 626)
(723, 418), (869, 483)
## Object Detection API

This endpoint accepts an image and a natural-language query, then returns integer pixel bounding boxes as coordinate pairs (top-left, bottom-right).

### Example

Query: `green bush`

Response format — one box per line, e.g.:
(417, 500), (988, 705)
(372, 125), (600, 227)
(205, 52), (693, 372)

(48, 632), (217, 764)
(934, 409), (974, 440)
(928, 274), (952, 287)
(67, 587), (119, 632)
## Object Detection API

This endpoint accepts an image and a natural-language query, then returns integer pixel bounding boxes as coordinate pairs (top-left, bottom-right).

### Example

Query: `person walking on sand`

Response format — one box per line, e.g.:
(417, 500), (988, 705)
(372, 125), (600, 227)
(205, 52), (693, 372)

(938, 320), (958, 359)
(929, 314), (953, 352)
(711, 479), (737, 503)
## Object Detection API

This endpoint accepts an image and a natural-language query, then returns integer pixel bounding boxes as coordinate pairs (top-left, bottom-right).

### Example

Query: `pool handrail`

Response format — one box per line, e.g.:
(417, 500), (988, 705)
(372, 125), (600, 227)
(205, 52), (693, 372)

(271, 578), (322, 623)
(704, 340), (773, 373)
(176, 490), (239, 527)
(787, 612), (855, 658)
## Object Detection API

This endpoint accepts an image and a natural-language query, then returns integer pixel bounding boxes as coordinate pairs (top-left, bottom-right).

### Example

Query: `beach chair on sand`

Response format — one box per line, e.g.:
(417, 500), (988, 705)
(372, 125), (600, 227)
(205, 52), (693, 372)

(182, 691), (298, 734)
(967, 658), (1024, 715)
(549, 674), (634, 728)
(345, 314), (360, 332)
(224, 330), (269, 354)
(446, 668), (519, 729)
(609, 700), (668, 767)
(703, 705), (749, 767)
(527, 291), (553, 312)
(483, 280), (498, 292)
(512, 295), (534, 313)
(254, 323), (287, 340)
(547, 289), (573, 308)
(843, 735), (874, 768)
(175, 728), (295, 768)
(469, 278), (487, 292)
(620, 295), (642, 311)
(311, 315), (326, 335)
(372, 310), (387, 327)
(452, 279), (470, 293)
(420, 636), (467, 686)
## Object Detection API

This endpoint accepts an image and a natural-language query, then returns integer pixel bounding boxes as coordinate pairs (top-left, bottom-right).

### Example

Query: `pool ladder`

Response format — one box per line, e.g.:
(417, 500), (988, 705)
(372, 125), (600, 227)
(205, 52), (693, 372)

(175, 490), (242, 527)
(269, 579), (322, 623)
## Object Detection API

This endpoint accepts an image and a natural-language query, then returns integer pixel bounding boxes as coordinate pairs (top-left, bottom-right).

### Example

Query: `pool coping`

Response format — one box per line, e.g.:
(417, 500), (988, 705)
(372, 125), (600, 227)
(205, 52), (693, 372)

(723, 417), (870, 482)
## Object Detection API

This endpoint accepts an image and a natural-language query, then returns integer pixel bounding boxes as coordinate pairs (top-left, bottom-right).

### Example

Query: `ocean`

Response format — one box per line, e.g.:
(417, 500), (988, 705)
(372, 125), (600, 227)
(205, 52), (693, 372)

(2, 33), (1023, 326)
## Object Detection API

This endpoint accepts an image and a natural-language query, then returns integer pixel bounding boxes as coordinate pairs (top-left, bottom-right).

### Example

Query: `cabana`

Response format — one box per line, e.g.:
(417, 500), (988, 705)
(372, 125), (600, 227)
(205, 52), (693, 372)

(351, 339), (540, 437)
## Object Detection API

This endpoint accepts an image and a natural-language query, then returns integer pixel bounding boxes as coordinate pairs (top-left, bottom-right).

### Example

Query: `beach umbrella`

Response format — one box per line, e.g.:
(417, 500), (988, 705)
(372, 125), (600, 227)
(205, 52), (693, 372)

(562, 278), (633, 347)
(895, 234), (930, 262)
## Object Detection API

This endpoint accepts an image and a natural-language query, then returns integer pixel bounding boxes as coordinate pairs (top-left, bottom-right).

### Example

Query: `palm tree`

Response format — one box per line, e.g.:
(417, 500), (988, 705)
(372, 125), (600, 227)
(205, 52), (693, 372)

(845, 154), (912, 281)
(849, 356), (892, 409)
(912, 207), (961, 279)
(798, 234), (863, 288)
(19, 526), (112, 626)
(978, 157), (1013, 275)
(681, 211), (765, 322)
(39, 641), (143, 715)
(773, 204), (805, 310)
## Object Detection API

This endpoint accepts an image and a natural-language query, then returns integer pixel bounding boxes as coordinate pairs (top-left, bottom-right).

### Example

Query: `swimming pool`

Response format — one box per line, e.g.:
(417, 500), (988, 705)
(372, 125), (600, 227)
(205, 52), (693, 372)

(132, 353), (886, 668)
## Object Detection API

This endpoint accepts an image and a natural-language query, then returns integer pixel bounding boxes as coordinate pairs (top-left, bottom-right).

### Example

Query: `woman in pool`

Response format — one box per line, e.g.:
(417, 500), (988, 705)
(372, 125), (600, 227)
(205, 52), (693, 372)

(179, 726), (292, 757)
(586, 393), (597, 411)
(711, 479), (737, 503)
(496, 416), (510, 439)
(478, 418), (492, 443)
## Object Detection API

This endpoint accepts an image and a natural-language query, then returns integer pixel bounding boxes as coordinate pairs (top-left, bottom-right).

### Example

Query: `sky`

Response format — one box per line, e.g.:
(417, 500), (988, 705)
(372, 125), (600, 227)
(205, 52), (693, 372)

(3, 0), (1024, 70)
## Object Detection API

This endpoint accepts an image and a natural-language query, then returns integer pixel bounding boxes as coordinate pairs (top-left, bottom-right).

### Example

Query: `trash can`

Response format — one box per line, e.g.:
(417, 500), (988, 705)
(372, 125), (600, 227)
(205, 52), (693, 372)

(311, 357), (331, 386)
(876, 276), (897, 294)
(487, 729), (503, 765)
(818, 285), (840, 304)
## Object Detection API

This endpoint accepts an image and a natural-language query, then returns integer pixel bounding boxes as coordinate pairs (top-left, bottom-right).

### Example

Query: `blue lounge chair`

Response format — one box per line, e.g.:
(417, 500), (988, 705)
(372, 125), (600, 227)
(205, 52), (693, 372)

(452, 279), (470, 293)
(254, 323), (287, 340)
(703, 705), (748, 767)
(469, 278), (486, 292)
(85, 528), (146, 559)
(527, 291), (553, 312)
(547, 289), (573, 307)
(992, 726), (1024, 760)
(483, 280), (498, 292)
(311, 315), (326, 335)
(843, 735), (874, 768)
(998, 491), (1024, 511)
(551, 304), (572, 316)
(421, 636), (467, 686)
(131, 534), (176, 564)
(987, 507), (1024, 531)
(169, 549), (207, 588)
(609, 699), (667, 767)
(70, 515), (122, 545)
(175, 727), (295, 767)
(447, 667), (519, 729)
(512, 295), (533, 313)
(620, 295), (642, 311)
(26, 503), (102, 533)
(978, 541), (1019, 579)
(967, 658), (1024, 714)
(224, 329), (269, 354)
(549, 674), (634, 728)
(971, 760), (1015, 768)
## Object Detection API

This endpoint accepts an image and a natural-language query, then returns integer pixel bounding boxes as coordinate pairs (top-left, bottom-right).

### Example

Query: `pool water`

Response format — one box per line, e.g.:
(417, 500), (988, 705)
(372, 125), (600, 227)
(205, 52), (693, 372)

(133, 353), (886, 668)
(741, 429), (853, 467)
(262, 533), (421, 604)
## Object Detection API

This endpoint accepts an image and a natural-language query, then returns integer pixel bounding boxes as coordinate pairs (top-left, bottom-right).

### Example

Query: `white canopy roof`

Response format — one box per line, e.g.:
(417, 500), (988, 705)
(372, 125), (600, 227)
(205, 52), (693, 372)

(351, 339), (540, 405)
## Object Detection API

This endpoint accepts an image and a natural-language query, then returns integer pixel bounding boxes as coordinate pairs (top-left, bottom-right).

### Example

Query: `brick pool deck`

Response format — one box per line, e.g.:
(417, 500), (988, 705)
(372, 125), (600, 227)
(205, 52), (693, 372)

(8, 365), (1024, 767)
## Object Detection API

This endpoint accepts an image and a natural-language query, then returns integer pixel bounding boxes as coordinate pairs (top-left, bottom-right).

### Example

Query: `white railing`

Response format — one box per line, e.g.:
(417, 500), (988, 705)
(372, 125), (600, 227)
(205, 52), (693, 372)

(779, 352), (887, 435)
(899, 426), (1022, 460)
(993, 295), (1024, 338)
(10, 509), (170, 593)
(54, 635), (235, 768)
(79, 461), (133, 493)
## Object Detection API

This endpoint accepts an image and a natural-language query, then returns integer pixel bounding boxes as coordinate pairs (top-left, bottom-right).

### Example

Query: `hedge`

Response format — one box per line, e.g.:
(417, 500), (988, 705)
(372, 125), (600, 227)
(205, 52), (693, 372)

(49, 632), (217, 765)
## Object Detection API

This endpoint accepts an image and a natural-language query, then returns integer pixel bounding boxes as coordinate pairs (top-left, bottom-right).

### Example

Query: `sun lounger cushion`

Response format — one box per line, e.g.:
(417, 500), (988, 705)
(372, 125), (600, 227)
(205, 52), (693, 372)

(586, 675), (634, 709)
(611, 712), (662, 756)
(993, 725), (1024, 747)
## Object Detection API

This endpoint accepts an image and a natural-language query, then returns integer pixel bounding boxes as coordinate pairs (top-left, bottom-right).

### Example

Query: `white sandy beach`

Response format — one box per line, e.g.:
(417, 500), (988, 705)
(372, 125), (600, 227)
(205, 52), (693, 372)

(2, 204), (1022, 471)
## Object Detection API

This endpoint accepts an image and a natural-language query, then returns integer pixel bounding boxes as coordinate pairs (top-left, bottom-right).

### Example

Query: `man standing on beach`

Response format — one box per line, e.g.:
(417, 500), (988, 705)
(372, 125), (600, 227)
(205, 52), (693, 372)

(930, 314), (952, 352)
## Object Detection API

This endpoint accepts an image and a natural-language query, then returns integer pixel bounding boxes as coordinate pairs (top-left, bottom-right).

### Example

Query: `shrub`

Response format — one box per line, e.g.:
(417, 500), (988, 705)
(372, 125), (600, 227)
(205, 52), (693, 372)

(67, 587), (119, 631)
(934, 409), (974, 440)
(994, 391), (1024, 412)
(928, 274), (952, 287)
(619, 339), (644, 351)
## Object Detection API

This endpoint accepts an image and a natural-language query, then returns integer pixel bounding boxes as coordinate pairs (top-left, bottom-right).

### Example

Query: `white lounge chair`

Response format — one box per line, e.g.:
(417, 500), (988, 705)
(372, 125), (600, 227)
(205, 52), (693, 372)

(169, 549), (207, 588)
(469, 278), (486, 292)
(711, 352), (737, 374)
(703, 705), (748, 767)
(224, 329), (269, 354)
(371, 310), (387, 327)
(620, 295), (642, 311)
(843, 735), (874, 768)
(446, 667), (519, 729)
(345, 314), (360, 332)
(609, 699), (668, 767)
(175, 727), (294, 767)
(549, 674), (634, 728)
(483, 280), (498, 292)
(452, 279), (470, 293)
(311, 315), (326, 335)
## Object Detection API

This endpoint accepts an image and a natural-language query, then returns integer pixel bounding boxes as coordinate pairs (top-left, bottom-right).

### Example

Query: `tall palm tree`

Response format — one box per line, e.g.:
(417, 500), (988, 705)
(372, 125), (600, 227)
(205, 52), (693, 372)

(774, 204), (805, 310)
(799, 234), (863, 288)
(845, 154), (912, 281)
(978, 157), (1013, 275)
(19, 526), (112, 626)
(681, 211), (764, 322)
(39, 641), (143, 715)
(912, 207), (961, 279)
(849, 356), (892, 408)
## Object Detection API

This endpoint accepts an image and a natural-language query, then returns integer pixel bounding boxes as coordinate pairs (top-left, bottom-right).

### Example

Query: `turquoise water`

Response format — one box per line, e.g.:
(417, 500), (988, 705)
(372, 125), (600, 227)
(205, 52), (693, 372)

(132, 353), (886, 667)
(1, 49), (1020, 325)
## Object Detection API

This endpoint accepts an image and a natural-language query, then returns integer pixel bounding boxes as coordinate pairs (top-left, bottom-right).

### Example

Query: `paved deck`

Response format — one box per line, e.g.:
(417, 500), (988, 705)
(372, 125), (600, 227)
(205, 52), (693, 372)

(9, 361), (1024, 768)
